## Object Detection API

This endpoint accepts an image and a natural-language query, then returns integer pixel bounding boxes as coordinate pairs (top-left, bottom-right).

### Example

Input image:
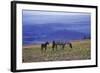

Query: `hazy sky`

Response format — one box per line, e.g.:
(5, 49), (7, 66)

(22, 10), (91, 33)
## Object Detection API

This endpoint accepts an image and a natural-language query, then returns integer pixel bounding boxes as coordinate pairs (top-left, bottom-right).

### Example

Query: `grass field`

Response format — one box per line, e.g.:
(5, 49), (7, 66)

(22, 39), (91, 63)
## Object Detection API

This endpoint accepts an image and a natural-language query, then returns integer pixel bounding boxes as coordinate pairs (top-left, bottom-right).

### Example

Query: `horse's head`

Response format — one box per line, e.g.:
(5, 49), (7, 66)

(46, 42), (49, 45)
(52, 41), (55, 43)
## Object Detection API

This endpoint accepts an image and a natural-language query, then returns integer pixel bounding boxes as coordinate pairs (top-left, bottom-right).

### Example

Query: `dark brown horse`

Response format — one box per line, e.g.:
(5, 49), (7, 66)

(52, 41), (72, 51)
(52, 41), (57, 51)
(41, 42), (49, 51)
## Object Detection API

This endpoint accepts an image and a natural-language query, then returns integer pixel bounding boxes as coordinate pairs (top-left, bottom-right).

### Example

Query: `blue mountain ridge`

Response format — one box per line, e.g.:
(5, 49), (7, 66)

(23, 24), (90, 45)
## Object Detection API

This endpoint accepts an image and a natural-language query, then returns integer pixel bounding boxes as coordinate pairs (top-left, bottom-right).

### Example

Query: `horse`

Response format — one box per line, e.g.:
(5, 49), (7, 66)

(52, 41), (57, 51)
(41, 42), (49, 51)
(52, 41), (72, 51)
(52, 41), (66, 51)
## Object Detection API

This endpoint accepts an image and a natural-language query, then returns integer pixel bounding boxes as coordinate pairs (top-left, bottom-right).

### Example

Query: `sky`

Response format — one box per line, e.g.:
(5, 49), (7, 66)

(22, 10), (91, 34)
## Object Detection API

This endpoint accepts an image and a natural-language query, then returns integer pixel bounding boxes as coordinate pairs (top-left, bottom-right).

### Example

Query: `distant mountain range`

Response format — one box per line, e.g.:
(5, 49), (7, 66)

(23, 24), (90, 45)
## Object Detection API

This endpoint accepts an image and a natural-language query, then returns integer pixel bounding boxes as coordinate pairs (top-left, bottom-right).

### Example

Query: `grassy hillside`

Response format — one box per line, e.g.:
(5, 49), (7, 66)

(22, 39), (91, 63)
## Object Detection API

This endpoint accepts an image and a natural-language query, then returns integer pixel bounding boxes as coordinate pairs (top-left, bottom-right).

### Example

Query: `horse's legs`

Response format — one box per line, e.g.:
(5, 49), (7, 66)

(62, 44), (65, 50)
(70, 44), (72, 48)
(69, 43), (72, 48)
(52, 45), (55, 51)
(55, 45), (57, 50)
(52, 44), (55, 51)
(41, 45), (43, 51)
(68, 43), (72, 48)
(45, 46), (47, 51)
(41, 45), (45, 52)
(62, 45), (64, 50)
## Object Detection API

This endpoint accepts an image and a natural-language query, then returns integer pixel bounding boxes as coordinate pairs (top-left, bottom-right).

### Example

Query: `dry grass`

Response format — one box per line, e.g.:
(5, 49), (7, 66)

(22, 39), (91, 63)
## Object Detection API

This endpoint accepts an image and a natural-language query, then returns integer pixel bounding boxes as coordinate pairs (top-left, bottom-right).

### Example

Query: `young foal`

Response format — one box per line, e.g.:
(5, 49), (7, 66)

(41, 42), (49, 51)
